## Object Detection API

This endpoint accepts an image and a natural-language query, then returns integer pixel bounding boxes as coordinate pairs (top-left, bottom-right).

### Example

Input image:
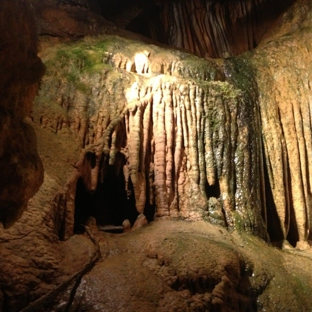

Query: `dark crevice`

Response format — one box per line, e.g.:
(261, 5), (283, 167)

(74, 152), (139, 234)
(64, 276), (83, 312)
(262, 155), (284, 245)
(86, 152), (96, 169)
(171, 276), (217, 295)
(205, 178), (221, 199)
(285, 158), (299, 247)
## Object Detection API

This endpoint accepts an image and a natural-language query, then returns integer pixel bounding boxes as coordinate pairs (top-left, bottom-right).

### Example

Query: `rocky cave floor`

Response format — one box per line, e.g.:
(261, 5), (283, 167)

(23, 220), (312, 312)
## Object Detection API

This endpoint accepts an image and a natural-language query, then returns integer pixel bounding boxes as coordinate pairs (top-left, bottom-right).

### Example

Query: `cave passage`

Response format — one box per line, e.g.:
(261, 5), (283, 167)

(74, 161), (139, 233)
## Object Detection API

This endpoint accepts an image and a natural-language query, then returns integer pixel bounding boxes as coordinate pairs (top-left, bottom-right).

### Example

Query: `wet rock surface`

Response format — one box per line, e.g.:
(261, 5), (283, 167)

(31, 35), (265, 239)
(34, 220), (312, 311)
(2, 0), (312, 311)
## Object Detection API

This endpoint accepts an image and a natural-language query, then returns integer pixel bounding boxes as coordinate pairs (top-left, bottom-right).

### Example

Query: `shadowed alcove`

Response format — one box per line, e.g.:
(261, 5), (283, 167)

(74, 152), (139, 233)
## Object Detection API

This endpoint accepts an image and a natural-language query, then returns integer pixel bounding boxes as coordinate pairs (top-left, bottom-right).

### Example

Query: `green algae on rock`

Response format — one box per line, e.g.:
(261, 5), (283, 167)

(33, 35), (267, 239)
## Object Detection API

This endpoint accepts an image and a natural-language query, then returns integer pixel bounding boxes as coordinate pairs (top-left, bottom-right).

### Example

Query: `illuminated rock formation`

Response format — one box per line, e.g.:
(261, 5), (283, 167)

(2, 0), (312, 310)
(31, 37), (267, 239)
(28, 0), (312, 250)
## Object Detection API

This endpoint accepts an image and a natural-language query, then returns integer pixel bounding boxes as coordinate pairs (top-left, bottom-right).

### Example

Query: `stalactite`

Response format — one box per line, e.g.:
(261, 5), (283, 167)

(196, 86), (206, 196)
(158, 0), (293, 58)
(293, 100), (309, 239)
(109, 129), (117, 165)
(204, 93), (216, 186)
(171, 86), (182, 216)
(188, 84), (199, 184)
(300, 84), (312, 239)
(141, 89), (152, 206)
(123, 160), (130, 199)
(152, 78), (168, 216)
(280, 101), (307, 244)
(261, 105), (288, 239)
(180, 85), (189, 158)
(211, 96), (229, 220)
(163, 81), (174, 208)
(128, 103), (145, 212)
(35, 35), (270, 239)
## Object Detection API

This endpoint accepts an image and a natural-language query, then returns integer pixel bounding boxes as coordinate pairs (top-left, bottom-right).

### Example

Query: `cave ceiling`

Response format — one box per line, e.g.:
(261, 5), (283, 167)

(80, 0), (295, 58)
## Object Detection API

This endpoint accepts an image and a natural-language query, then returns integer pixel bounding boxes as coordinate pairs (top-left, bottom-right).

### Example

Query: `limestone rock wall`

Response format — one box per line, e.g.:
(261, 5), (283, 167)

(0, 0), (45, 228)
(253, 0), (312, 248)
(32, 36), (266, 238)
(30, 0), (312, 249)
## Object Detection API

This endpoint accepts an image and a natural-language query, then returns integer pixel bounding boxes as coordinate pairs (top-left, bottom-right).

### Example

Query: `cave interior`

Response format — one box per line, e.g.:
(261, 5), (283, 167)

(69, 0), (301, 246)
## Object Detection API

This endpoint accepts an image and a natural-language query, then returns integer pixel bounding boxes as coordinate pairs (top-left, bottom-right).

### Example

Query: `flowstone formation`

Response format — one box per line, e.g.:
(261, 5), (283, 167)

(252, 0), (312, 249)
(32, 36), (266, 239)
(2, 0), (312, 311)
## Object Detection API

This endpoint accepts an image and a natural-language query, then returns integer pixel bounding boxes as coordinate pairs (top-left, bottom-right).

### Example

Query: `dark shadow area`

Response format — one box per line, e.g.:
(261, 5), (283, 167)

(285, 164), (299, 247)
(126, 5), (167, 45)
(263, 156), (284, 246)
(94, 166), (138, 227)
(97, 0), (295, 58)
(205, 178), (221, 199)
(74, 177), (94, 233)
(144, 202), (155, 223)
(74, 152), (139, 233)
(86, 151), (96, 169)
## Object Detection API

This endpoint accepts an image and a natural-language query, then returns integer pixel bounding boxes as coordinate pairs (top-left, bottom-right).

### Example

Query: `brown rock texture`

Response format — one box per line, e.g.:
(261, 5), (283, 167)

(31, 36), (266, 239)
(0, 0), (45, 227)
(252, 0), (312, 248)
(2, 0), (312, 311)
(26, 220), (312, 311)
(117, 0), (296, 58)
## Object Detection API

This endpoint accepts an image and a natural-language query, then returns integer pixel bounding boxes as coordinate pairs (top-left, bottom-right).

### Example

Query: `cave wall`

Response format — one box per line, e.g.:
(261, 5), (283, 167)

(31, 36), (267, 239)
(0, 0), (44, 228)
(0, 1), (59, 310)
(1, 0), (312, 310)
(28, 0), (312, 249)
(155, 0), (296, 58)
(253, 0), (312, 248)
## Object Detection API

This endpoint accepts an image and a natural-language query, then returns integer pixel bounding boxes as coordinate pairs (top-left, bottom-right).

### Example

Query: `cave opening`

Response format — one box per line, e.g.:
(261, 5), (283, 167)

(74, 152), (139, 234)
